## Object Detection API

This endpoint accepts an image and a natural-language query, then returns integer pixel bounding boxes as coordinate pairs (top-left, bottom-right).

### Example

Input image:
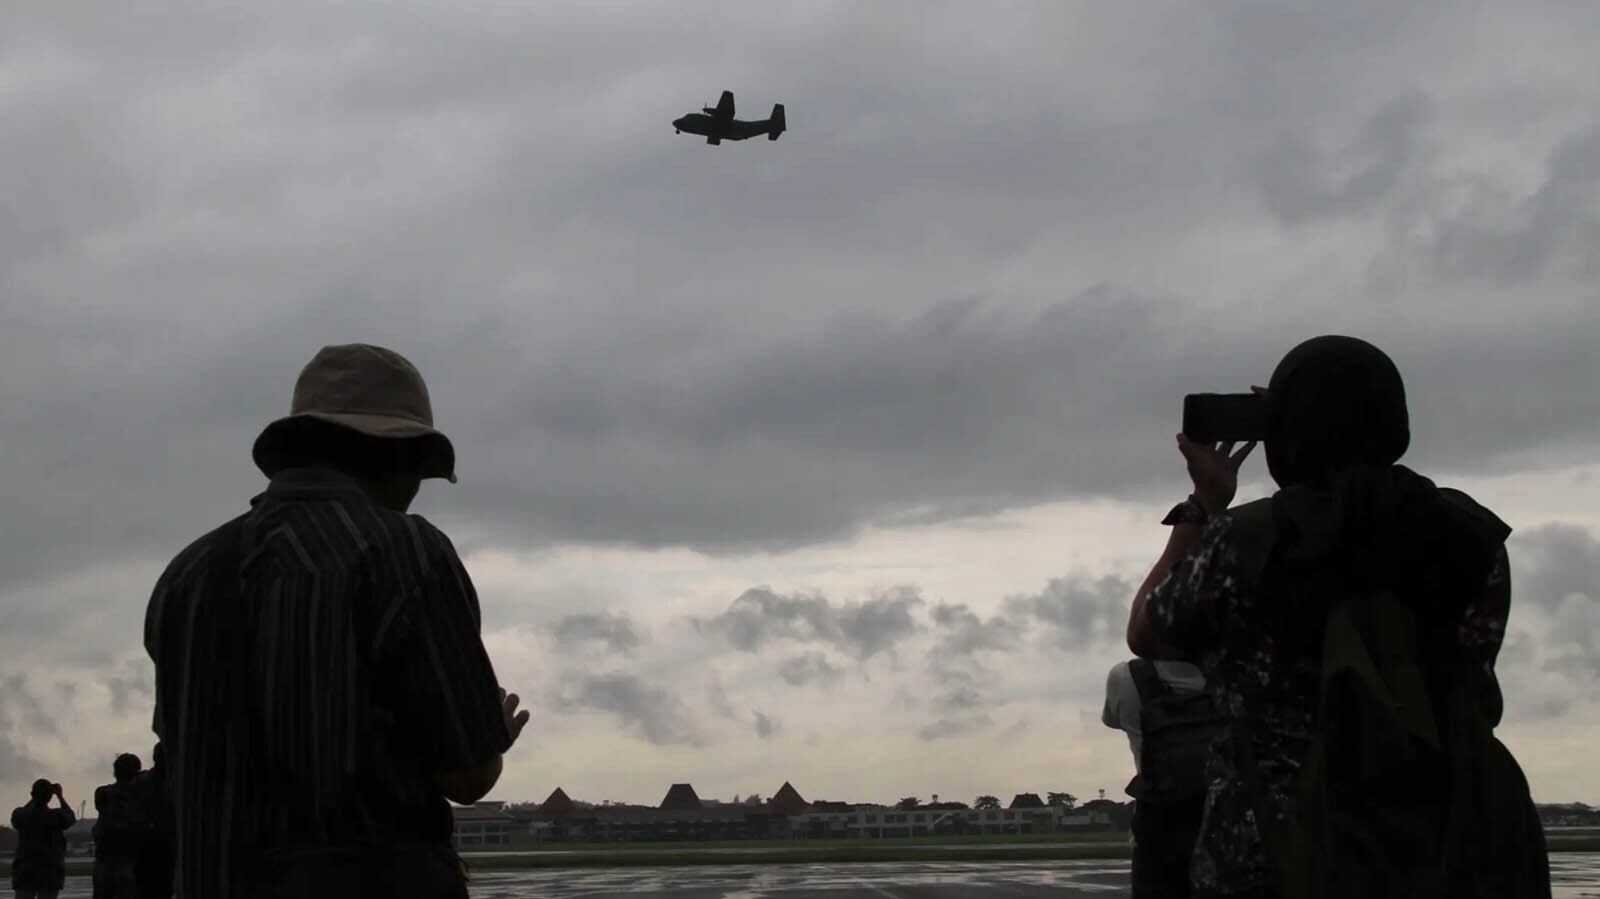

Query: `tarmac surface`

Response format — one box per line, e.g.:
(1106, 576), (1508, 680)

(41, 855), (1600, 897)
(465, 860), (1130, 897)
(460, 856), (1600, 898)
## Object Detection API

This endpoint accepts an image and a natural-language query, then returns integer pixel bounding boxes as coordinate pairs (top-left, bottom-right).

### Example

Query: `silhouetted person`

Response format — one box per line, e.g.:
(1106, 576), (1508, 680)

(1127, 336), (1549, 898)
(93, 753), (147, 899)
(144, 344), (529, 899)
(1104, 658), (1218, 898)
(10, 779), (75, 899)
(131, 744), (174, 899)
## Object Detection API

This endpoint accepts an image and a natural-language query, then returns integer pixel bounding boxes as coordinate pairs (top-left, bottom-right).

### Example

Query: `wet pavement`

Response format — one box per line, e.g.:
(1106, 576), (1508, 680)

(44, 855), (1600, 897)
(470, 856), (1600, 898)
(460, 856), (1600, 898)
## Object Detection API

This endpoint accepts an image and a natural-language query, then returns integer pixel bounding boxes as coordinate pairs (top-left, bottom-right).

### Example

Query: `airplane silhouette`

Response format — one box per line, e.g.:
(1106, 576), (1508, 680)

(673, 91), (786, 145)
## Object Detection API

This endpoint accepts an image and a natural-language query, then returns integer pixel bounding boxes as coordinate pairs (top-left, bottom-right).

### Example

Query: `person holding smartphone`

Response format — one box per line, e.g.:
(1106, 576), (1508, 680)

(10, 779), (76, 899)
(1124, 336), (1547, 899)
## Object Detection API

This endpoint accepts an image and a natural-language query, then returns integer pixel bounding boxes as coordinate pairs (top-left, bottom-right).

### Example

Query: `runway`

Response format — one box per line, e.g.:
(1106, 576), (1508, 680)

(465, 860), (1130, 897)
(41, 854), (1600, 897)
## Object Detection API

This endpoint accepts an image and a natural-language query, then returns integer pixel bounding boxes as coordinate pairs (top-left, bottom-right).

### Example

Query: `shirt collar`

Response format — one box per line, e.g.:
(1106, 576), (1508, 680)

(250, 467), (373, 507)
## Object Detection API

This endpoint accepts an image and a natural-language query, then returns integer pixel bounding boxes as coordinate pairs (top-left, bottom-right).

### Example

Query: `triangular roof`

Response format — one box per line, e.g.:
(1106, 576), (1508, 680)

(660, 783), (702, 811)
(539, 787), (576, 815)
(766, 781), (808, 814)
(1009, 792), (1046, 809)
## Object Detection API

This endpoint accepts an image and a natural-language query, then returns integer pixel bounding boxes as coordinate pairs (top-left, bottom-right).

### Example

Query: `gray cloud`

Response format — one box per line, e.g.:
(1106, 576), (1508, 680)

(926, 663), (991, 715)
(1, 0), (1599, 803)
(1476, 524), (1600, 722)
(549, 612), (643, 655)
(551, 674), (703, 748)
(708, 680), (736, 720)
(753, 711), (779, 740)
(1396, 127), (1600, 285)
(693, 586), (923, 660)
(917, 713), (993, 742)
(777, 652), (845, 689)
(1255, 94), (1429, 224)
(1510, 524), (1600, 610)
(1, 675), (63, 741)
(930, 602), (1021, 656)
(0, 679), (47, 782)
(0, 1), (1594, 611)
(1005, 575), (1135, 654)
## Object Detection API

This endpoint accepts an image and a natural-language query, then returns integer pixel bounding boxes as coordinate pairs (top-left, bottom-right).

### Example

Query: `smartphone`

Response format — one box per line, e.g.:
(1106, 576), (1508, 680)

(1183, 393), (1265, 443)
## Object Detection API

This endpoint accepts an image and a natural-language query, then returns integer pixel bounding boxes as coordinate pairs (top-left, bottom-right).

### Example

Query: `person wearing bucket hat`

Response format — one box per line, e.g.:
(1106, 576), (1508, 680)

(145, 344), (529, 899)
(252, 343), (459, 505)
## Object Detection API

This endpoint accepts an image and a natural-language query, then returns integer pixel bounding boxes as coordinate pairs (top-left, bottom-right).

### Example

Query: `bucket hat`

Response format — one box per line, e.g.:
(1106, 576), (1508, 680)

(252, 343), (457, 482)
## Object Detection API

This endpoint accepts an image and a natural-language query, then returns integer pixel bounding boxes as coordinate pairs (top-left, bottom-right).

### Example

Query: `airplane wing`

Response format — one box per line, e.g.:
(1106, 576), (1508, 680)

(714, 90), (734, 120)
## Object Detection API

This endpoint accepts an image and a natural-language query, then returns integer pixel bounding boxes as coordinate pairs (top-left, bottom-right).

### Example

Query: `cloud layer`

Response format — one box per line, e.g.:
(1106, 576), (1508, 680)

(1, 0), (1598, 806)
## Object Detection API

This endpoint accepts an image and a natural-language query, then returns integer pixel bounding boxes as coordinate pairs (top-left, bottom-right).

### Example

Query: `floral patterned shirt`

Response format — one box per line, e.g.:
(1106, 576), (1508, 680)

(1144, 512), (1511, 899)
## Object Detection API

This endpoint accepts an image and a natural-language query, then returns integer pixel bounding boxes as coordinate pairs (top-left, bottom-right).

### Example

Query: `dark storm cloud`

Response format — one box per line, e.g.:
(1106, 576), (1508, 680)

(693, 586), (924, 660)
(0, 0), (1597, 673)
(550, 673), (704, 748)
(549, 612), (643, 654)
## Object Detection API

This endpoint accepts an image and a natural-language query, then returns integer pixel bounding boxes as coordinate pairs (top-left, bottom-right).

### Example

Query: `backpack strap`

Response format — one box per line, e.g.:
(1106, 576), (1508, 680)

(1127, 658), (1169, 700)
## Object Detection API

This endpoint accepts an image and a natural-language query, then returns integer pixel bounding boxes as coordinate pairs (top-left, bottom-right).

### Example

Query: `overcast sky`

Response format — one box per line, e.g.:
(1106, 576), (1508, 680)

(3, 0), (1599, 813)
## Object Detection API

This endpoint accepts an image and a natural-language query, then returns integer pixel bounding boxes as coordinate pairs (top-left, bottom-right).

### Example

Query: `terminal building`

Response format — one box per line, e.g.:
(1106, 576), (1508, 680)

(524, 782), (1125, 843)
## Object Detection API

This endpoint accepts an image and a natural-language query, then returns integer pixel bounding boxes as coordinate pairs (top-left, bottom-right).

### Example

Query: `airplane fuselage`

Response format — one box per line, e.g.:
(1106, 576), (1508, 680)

(672, 113), (776, 142)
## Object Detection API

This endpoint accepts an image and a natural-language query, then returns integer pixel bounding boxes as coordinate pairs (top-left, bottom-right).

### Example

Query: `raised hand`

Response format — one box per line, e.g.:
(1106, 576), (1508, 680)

(499, 687), (530, 745)
(1177, 434), (1256, 514)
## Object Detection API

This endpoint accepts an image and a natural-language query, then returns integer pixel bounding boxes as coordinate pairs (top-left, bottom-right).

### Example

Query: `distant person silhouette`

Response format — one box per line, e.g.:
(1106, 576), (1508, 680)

(1127, 336), (1549, 899)
(130, 744), (174, 899)
(1104, 658), (1218, 898)
(93, 753), (147, 899)
(144, 344), (529, 899)
(10, 779), (76, 899)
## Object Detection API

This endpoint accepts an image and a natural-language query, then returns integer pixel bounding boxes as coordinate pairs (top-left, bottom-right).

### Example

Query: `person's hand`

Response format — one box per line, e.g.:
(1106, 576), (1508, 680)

(500, 688), (530, 745)
(1177, 435), (1256, 514)
(1177, 384), (1265, 512)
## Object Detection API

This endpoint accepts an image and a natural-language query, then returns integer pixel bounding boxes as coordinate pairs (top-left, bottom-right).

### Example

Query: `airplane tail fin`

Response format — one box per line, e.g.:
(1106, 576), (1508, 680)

(768, 104), (785, 140)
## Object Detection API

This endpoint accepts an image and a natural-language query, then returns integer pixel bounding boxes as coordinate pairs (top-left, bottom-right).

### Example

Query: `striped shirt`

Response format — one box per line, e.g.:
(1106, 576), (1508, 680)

(144, 468), (511, 899)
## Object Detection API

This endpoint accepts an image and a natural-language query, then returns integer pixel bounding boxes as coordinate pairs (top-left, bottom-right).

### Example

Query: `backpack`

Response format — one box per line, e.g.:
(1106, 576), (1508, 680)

(1127, 659), (1222, 806)
(1229, 498), (1550, 899)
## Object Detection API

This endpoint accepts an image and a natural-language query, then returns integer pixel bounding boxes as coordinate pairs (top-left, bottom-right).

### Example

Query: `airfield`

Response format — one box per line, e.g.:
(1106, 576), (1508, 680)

(23, 854), (1600, 898)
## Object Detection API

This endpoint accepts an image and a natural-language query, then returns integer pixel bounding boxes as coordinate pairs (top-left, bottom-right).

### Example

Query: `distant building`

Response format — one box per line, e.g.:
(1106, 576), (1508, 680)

(767, 782), (808, 816)
(532, 782), (795, 842)
(527, 781), (1130, 843)
(451, 801), (518, 849)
